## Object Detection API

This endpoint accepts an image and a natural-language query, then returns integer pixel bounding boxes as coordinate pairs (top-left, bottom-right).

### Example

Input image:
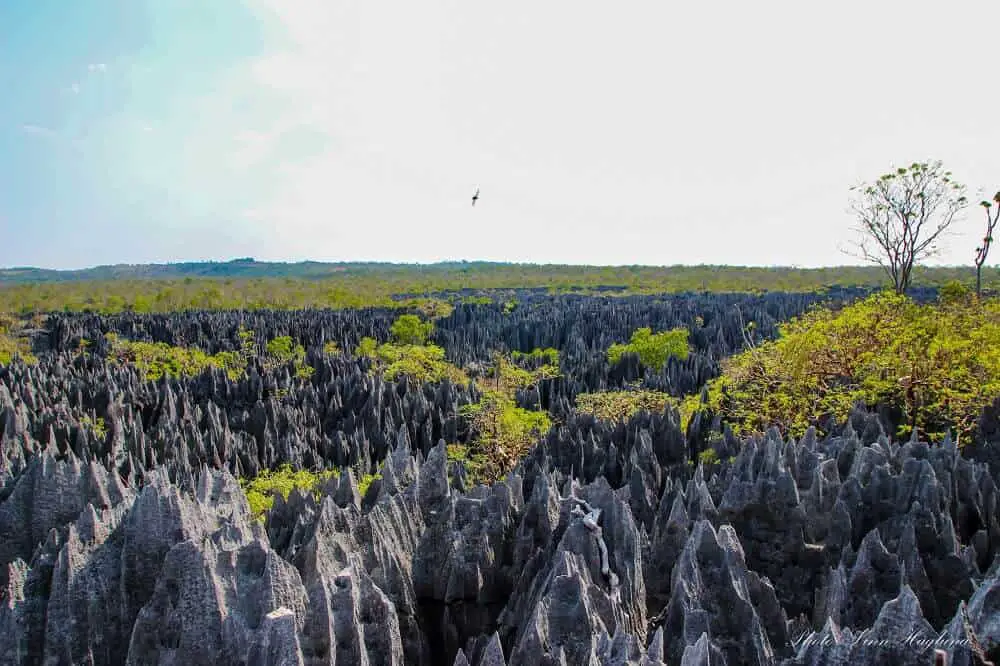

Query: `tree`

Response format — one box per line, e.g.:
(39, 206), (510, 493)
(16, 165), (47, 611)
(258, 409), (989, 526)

(389, 314), (433, 345)
(849, 161), (968, 294)
(975, 191), (1000, 298)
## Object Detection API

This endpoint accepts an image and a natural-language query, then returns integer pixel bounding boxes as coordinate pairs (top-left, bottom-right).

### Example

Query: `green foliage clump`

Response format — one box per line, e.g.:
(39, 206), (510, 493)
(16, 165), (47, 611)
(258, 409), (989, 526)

(355, 337), (379, 358)
(607, 327), (689, 369)
(367, 342), (468, 384)
(698, 448), (720, 466)
(240, 465), (337, 521)
(105, 332), (246, 382)
(511, 347), (560, 366)
(323, 340), (341, 355)
(357, 472), (381, 497)
(460, 390), (552, 483)
(408, 298), (453, 320)
(264, 335), (313, 379)
(693, 292), (1000, 443)
(939, 280), (973, 305)
(355, 319), (466, 385)
(485, 353), (559, 394)
(390, 314), (434, 345)
(446, 443), (490, 486)
(79, 415), (107, 440)
(576, 390), (675, 422)
(0, 315), (37, 366)
(456, 351), (559, 484)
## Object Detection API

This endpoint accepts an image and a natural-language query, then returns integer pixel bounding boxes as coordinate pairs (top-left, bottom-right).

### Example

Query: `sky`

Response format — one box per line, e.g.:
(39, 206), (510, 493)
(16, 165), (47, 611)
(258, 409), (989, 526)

(2, 0), (999, 270)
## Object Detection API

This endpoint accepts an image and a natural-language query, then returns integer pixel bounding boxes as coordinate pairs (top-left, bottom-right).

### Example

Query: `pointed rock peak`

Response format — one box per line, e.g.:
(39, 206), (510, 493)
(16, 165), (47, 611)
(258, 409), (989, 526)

(647, 626), (665, 661)
(855, 528), (890, 570)
(394, 423), (411, 455)
(872, 584), (933, 635)
(717, 525), (747, 562)
(417, 439), (450, 507)
(668, 490), (690, 527)
(679, 632), (711, 666)
(380, 459), (400, 498)
(452, 650), (471, 666)
(478, 632), (506, 666)
(76, 502), (105, 544)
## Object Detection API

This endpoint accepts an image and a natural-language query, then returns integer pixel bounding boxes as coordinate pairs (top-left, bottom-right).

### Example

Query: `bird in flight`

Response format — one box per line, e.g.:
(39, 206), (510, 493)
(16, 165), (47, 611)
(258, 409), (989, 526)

(471, 188), (480, 207)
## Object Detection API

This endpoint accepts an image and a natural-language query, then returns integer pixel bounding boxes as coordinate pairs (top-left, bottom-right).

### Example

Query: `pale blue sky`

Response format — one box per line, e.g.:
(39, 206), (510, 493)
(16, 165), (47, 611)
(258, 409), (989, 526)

(2, 0), (999, 270)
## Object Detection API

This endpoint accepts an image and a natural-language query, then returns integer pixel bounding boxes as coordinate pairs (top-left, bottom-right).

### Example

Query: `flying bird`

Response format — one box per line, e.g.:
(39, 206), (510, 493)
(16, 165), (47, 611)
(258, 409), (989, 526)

(471, 188), (480, 207)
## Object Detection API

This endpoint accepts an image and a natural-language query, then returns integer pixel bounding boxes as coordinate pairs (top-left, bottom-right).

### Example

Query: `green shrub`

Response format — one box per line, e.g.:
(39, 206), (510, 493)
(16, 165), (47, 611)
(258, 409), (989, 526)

(690, 291), (1000, 443)
(355, 337), (379, 358)
(576, 390), (674, 421)
(607, 327), (689, 369)
(357, 472), (382, 497)
(698, 448), (720, 466)
(323, 340), (341, 355)
(446, 442), (490, 486)
(239, 465), (337, 521)
(79, 415), (107, 440)
(105, 333), (241, 381)
(511, 347), (560, 366)
(939, 280), (973, 305)
(390, 314), (434, 345)
(356, 336), (467, 385)
(0, 316), (37, 366)
(378, 343), (467, 384)
(460, 390), (551, 483)
(264, 335), (312, 378)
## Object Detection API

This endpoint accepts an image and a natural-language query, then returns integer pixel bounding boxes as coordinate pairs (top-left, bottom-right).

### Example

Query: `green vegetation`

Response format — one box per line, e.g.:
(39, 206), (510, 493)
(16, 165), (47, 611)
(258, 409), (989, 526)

(322, 340), (341, 355)
(0, 314), (36, 366)
(79, 415), (107, 440)
(511, 347), (560, 366)
(357, 471), (382, 497)
(483, 353), (560, 394)
(460, 392), (551, 482)
(698, 448), (721, 466)
(102, 327), (318, 382)
(239, 465), (337, 521)
(354, 315), (466, 384)
(576, 389), (674, 421)
(3, 263), (998, 316)
(264, 335), (314, 379)
(105, 332), (247, 381)
(689, 292), (1000, 444)
(446, 443), (490, 486)
(458, 352), (559, 484)
(356, 338), (467, 384)
(607, 327), (690, 369)
(390, 314), (434, 345)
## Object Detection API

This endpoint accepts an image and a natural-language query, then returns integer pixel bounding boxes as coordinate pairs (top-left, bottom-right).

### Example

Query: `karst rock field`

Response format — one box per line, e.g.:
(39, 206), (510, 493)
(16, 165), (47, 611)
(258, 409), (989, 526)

(1, 290), (998, 665)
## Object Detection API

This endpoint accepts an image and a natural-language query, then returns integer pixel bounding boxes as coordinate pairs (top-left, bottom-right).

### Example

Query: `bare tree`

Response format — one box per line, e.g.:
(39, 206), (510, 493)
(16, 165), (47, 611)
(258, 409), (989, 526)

(975, 191), (1000, 298)
(849, 160), (968, 294)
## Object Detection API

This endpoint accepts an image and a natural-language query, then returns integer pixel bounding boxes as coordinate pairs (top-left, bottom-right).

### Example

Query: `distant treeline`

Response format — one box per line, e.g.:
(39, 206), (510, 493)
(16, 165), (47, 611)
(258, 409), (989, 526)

(0, 262), (995, 314)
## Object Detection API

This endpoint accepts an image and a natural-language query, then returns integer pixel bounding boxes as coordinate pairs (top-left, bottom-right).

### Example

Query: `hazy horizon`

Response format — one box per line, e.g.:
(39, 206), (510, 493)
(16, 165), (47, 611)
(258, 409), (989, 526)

(3, 0), (999, 270)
